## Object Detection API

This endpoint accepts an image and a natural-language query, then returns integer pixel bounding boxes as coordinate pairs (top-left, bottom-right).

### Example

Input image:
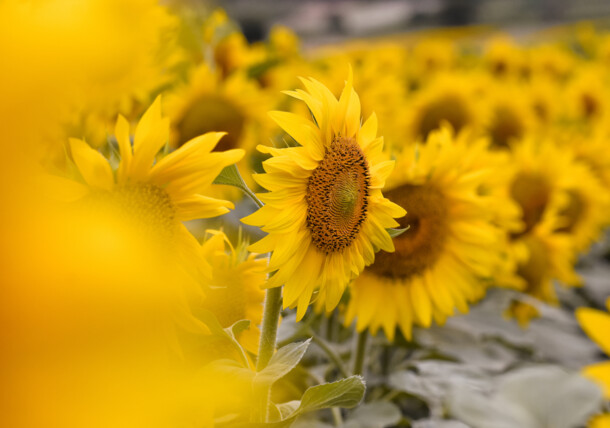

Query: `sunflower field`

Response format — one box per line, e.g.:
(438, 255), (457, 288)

(3, 1), (610, 427)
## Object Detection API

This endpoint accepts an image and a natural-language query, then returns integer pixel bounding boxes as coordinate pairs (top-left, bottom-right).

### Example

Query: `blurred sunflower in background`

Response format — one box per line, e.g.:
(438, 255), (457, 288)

(504, 138), (583, 325)
(243, 69), (405, 320)
(52, 97), (244, 254)
(196, 230), (265, 357)
(577, 301), (610, 428)
(404, 72), (485, 144)
(345, 128), (513, 341)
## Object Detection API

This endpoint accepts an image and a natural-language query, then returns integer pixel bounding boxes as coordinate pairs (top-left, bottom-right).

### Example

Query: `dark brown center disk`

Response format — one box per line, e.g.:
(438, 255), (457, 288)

(306, 137), (370, 254)
(175, 95), (245, 151)
(418, 93), (471, 140)
(489, 105), (524, 149)
(369, 183), (449, 280)
(556, 189), (585, 233)
(510, 172), (550, 238)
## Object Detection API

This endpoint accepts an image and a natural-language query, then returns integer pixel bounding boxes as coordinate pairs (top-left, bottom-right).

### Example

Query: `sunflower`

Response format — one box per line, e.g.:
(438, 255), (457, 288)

(56, 96), (244, 244)
(590, 414), (610, 428)
(166, 64), (269, 151)
(527, 75), (561, 128)
(555, 162), (610, 253)
(197, 230), (266, 355)
(483, 36), (526, 79)
(504, 138), (583, 325)
(483, 83), (536, 150)
(576, 300), (610, 399)
(410, 38), (456, 78)
(405, 72), (486, 144)
(506, 225), (580, 326)
(344, 127), (513, 341)
(242, 69), (405, 320)
(563, 65), (609, 128)
(528, 43), (576, 82)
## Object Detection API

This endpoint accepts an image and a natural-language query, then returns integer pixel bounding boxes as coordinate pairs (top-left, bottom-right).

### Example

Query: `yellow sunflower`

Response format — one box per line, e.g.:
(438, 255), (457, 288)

(166, 64), (269, 152)
(528, 43), (576, 82)
(590, 414), (610, 428)
(242, 69), (405, 320)
(555, 162), (610, 254)
(576, 300), (610, 399)
(344, 127), (513, 341)
(483, 36), (526, 79)
(405, 72), (486, 144)
(483, 83), (536, 150)
(165, 64), (272, 193)
(527, 75), (561, 128)
(504, 138), (582, 325)
(197, 230), (266, 355)
(563, 65), (609, 128)
(56, 96), (244, 243)
(409, 38), (456, 78)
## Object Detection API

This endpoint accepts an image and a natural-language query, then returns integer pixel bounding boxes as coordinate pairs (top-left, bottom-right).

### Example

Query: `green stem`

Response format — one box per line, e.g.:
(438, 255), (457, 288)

(241, 182), (264, 209)
(254, 286), (283, 422)
(331, 407), (343, 427)
(257, 286), (283, 371)
(352, 330), (368, 376)
(307, 328), (350, 378)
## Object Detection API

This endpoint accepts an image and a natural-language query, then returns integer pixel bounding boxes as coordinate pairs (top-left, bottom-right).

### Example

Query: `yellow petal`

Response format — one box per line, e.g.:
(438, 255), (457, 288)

(115, 114), (132, 184)
(410, 277), (432, 327)
(583, 361), (610, 399)
(268, 111), (323, 156)
(358, 112), (378, 148)
(69, 138), (114, 191)
(577, 307), (610, 356)
(174, 195), (234, 221)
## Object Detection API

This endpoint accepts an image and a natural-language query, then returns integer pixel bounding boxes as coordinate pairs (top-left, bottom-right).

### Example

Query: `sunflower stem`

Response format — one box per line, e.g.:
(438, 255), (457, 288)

(255, 285), (283, 422)
(331, 407), (344, 426)
(307, 327), (350, 379)
(241, 182), (264, 209)
(352, 330), (368, 376)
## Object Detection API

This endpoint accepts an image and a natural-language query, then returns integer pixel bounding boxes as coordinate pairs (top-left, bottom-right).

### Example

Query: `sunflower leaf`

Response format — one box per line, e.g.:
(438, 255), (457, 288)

(255, 339), (312, 386)
(387, 226), (409, 238)
(213, 164), (264, 208)
(294, 376), (366, 417)
(239, 376), (366, 428)
(213, 164), (247, 189)
(198, 311), (250, 368)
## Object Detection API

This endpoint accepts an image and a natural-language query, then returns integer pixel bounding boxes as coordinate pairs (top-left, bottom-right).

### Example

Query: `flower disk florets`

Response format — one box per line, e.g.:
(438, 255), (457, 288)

(306, 137), (370, 254)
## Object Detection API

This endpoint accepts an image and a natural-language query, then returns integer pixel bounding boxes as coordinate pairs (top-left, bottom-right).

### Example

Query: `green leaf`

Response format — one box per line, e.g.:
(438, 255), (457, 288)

(213, 163), (264, 208)
(387, 226), (409, 238)
(198, 311), (250, 367)
(213, 164), (248, 189)
(297, 376), (366, 413)
(235, 376), (366, 428)
(228, 319), (251, 339)
(276, 401), (300, 420)
(256, 339), (311, 386)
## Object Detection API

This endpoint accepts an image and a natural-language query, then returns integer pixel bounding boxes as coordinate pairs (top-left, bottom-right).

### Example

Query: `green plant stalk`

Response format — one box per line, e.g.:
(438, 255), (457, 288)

(257, 286), (283, 371)
(352, 330), (368, 376)
(307, 328), (350, 378)
(218, 164), (282, 421)
(255, 285), (283, 422)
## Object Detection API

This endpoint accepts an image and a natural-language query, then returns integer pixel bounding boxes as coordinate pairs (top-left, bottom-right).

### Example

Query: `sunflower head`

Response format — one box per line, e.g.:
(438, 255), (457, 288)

(406, 73), (483, 142)
(166, 64), (269, 153)
(345, 127), (513, 341)
(243, 67), (405, 320)
(55, 96), (245, 258)
(483, 85), (535, 150)
(197, 230), (266, 355)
